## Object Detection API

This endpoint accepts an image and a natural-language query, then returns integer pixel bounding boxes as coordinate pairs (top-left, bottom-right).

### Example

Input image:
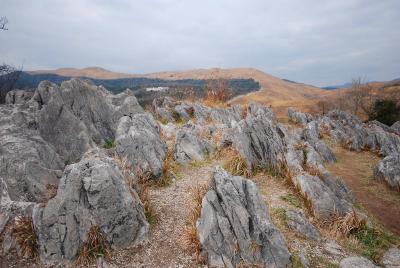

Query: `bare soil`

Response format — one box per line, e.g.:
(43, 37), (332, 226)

(326, 143), (400, 236)
(109, 162), (215, 267)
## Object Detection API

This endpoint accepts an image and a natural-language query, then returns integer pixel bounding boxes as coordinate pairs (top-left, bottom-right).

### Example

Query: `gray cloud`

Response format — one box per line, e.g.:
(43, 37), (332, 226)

(1, 0), (399, 86)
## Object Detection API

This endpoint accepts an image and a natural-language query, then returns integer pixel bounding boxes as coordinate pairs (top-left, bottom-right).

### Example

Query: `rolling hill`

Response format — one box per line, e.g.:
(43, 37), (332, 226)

(30, 67), (330, 117)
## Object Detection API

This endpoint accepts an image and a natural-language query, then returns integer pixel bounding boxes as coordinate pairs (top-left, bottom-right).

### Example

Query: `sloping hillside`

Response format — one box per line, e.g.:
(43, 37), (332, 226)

(30, 67), (139, 80)
(30, 67), (330, 117)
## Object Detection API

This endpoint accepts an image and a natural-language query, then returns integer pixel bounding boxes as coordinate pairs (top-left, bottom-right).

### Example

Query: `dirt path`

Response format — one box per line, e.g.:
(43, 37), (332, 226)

(109, 163), (215, 267)
(326, 144), (400, 236)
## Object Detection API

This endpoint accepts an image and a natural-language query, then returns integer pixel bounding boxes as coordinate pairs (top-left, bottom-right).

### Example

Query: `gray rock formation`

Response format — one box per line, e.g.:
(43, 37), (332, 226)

(174, 103), (192, 122)
(210, 105), (242, 127)
(153, 97), (177, 123)
(320, 110), (400, 157)
(382, 247), (400, 268)
(35, 79), (142, 164)
(288, 107), (314, 125)
(115, 113), (167, 178)
(197, 167), (291, 268)
(5, 89), (34, 105)
(33, 151), (149, 263)
(374, 154), (400, 191)
(292, 173), (352, 218)
(324, 240), (346, 257)
(160, 122), (177, 140)
(0, 178), (35, 235)
(301, 121), (336, 163)
(0, 104), (64, 202)
(286, 210), (320, 241)
(392, 121), (400, 133)
(174, 124), (214, 164)
(231, 107), (287, 172)
(0, 78), (145, 203)
(339, 256), (378, 268)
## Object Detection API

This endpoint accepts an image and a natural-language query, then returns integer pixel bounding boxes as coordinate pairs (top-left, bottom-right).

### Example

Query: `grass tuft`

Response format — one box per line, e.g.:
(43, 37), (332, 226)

(291, 254), (305, 268)
(183, 183), (209, 264)
(223, 148), (251, 177)
(114, 155), (158, 227)
(103, 139), (115, 149)
(10, 216), (38, 258)
(354, 225), (395, 262)
(76, 225), (110, 266)
(280, 193), (302, 208)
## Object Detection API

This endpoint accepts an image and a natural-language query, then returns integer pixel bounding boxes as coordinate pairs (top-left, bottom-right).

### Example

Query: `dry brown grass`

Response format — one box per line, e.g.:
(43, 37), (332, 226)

(183, 183), (209, 264)
(45, 183), (58, 201)
(114, 155), (158, 226)
(240, 105), (248, 119)
(203, 78), (232, 107)
(10, 216), (38, 258)
(222, 148), (251, 177)
(323, 210), (366, 238)
(76, 225), (110, 266)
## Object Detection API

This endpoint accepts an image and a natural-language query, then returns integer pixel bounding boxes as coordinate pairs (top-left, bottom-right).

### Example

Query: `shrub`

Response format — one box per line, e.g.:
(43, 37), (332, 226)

(10, 216), (38, 258)
(203, 78), (232, 107)
(368, 99), (400, 126)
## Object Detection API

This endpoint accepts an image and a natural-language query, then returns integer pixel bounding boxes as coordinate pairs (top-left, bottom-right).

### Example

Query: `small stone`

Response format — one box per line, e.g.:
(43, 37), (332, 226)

(383, 247), (400, 268)
(339, 256), (378, 268)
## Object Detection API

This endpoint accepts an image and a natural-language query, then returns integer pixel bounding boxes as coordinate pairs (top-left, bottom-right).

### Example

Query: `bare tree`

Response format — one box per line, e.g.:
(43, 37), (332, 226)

(317, 99), (333, 115)
(0, 64), (22, 103)
(0, 16), (8, 30)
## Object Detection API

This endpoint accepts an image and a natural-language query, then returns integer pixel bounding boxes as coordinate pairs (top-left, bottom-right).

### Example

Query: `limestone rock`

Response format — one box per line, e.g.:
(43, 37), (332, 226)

(152, 97), (176, 123)
(382, 247), (400, 268)
(339, 256), (378, 268)
(0, 104), (64, 202)
(115, 113), (167, 178)
(210, 105), (242, 127)
(392, 121), (400, 133)
(160, 122), (177, 140)
(324, 241), (345, 257)
(197, 167), (291, 268)
(33, 151), (149, 263)
(174, 124), (214, 164)
(5, 90), (34, 105)
(374, 154), (400, 191)
(288, 108), (314, 125)
(292, 173), (352, 218)
(0, 178), (35, 235)
(174, 103), (192, 122)
(286, 210), (320, 241)
(231, 107), (286, 172)
(35, 79), (142, 164)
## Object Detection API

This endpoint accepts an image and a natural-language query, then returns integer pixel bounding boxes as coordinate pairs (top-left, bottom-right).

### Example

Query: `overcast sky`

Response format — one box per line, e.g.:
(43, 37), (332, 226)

(1, 0), (399, 86)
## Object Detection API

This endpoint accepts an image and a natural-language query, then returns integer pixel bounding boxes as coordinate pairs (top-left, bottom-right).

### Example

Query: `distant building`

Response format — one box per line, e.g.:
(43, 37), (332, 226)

(146, 86), (169, 92)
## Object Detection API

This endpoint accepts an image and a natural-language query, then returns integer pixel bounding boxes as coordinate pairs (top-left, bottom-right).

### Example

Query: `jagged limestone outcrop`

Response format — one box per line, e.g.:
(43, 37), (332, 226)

(231, 106), (287, 172)
(5, 89), (34, 105)
(0, 103), (64, 202)
(33, 151), (149, 263)
(35, 79), (143, 164)
(197, 167), (291, 268)
(374, 154), (400, 191)
(286, 210), (321, 241)
(115, 113), (167, 178)
(173, 124), (214, 164)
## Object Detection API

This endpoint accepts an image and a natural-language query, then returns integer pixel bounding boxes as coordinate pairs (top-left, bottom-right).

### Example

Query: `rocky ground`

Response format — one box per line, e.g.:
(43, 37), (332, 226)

(1, 79), (400, 268)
